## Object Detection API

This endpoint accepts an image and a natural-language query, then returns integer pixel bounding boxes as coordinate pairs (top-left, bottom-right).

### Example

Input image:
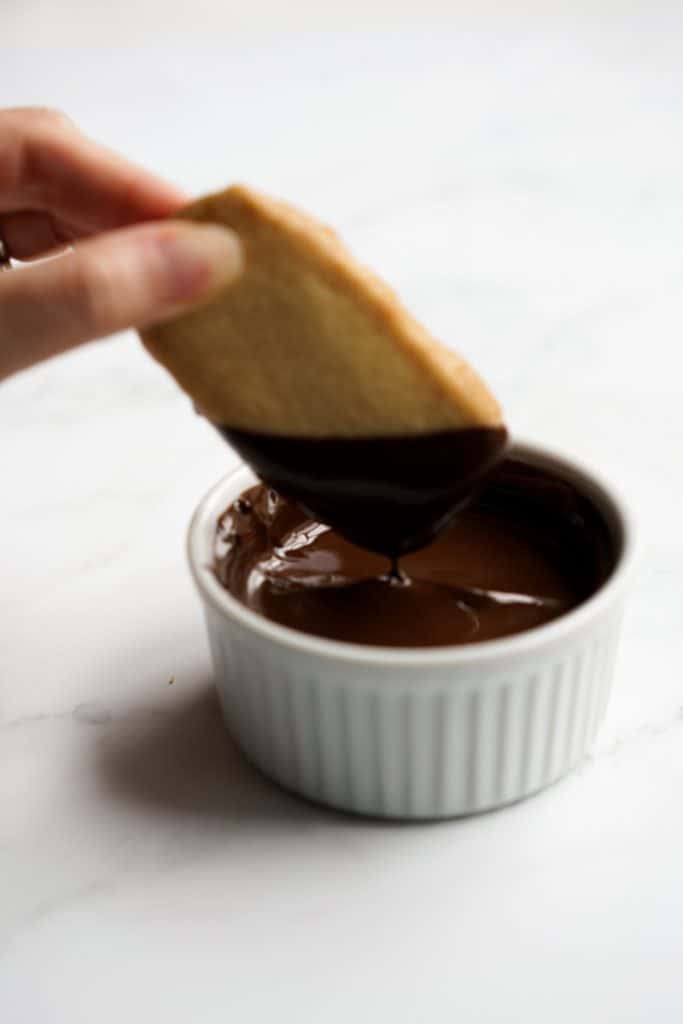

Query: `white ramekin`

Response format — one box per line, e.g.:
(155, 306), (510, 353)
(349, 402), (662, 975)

(188, 441), (634, 819)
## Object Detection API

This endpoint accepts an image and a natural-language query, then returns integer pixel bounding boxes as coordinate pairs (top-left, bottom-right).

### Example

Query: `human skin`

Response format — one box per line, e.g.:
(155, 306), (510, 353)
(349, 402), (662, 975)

(0, 107), (242, 381)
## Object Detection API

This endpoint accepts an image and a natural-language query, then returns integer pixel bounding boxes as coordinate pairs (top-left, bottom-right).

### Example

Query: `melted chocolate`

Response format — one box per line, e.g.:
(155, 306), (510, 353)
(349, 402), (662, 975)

(214, 458), (615, 648)
(218, 426), (508, 557)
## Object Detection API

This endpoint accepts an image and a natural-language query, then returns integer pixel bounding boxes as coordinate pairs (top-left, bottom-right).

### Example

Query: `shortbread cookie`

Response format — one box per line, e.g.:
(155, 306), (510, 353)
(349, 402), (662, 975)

(140, 186), (502, 436)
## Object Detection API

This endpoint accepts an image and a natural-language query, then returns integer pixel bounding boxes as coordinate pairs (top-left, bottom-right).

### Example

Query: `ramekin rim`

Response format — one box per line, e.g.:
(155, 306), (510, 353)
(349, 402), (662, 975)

(187, 438), (636, 668)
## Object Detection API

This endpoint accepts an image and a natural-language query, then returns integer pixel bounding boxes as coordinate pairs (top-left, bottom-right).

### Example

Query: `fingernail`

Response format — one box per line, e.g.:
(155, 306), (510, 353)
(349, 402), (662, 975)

(153, 223), (243, 305)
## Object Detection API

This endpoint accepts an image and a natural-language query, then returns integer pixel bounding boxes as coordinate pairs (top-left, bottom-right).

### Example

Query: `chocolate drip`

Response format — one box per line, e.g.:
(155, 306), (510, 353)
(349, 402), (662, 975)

(213, 457), (615, 648)
(218, 426), (508, 556)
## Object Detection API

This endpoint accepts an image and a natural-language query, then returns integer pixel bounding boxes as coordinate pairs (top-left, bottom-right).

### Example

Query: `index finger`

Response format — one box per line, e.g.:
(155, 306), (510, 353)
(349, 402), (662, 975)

(0, 107), (187, 231)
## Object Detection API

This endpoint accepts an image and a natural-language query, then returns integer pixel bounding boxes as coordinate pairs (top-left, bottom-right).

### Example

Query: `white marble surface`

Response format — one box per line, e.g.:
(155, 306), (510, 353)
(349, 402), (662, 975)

(2, 4), (683, 1020)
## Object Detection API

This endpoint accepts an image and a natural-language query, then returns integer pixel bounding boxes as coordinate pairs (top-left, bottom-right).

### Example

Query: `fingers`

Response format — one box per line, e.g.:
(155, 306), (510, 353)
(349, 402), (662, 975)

(0, 220), (243, 381)
(0, 209), (78, 259)
(0, 107), (187, 233)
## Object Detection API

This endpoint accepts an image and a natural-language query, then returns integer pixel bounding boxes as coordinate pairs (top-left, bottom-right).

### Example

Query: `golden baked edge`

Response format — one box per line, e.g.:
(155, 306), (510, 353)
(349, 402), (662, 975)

(140, 185), (503, 436)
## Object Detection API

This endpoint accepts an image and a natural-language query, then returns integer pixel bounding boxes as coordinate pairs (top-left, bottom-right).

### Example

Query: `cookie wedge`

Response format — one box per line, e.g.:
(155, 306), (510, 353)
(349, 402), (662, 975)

(140, 186), (502, 436)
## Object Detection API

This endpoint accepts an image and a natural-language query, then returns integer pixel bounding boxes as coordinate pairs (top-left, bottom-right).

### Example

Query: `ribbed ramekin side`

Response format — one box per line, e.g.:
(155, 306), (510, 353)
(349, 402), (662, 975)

(204, 601), (624, 819)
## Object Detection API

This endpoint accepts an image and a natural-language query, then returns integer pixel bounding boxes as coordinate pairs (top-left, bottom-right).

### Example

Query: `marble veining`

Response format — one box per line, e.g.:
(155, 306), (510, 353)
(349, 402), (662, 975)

(2, 5), (683, 1021)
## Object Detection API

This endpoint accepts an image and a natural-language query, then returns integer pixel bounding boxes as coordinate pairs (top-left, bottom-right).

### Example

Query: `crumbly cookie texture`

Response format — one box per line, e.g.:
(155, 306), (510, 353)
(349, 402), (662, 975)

(140, 185), (502, 436)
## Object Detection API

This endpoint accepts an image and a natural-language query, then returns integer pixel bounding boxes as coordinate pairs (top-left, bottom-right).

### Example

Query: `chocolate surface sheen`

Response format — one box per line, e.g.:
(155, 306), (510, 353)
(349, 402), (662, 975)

(219, 426), (508, 557)
(214, 457), (615, 648)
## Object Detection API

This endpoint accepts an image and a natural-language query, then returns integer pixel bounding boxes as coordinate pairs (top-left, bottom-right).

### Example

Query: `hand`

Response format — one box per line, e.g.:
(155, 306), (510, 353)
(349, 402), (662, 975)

(0, 108), (242, 381)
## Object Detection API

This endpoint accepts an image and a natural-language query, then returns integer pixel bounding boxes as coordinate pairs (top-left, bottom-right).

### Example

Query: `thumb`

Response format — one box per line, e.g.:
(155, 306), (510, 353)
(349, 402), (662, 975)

(0, 221), (242, 380)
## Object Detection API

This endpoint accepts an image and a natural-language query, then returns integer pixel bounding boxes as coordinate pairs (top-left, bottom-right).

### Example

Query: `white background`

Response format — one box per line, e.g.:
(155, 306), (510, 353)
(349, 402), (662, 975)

(2, 2), (683, 1021)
